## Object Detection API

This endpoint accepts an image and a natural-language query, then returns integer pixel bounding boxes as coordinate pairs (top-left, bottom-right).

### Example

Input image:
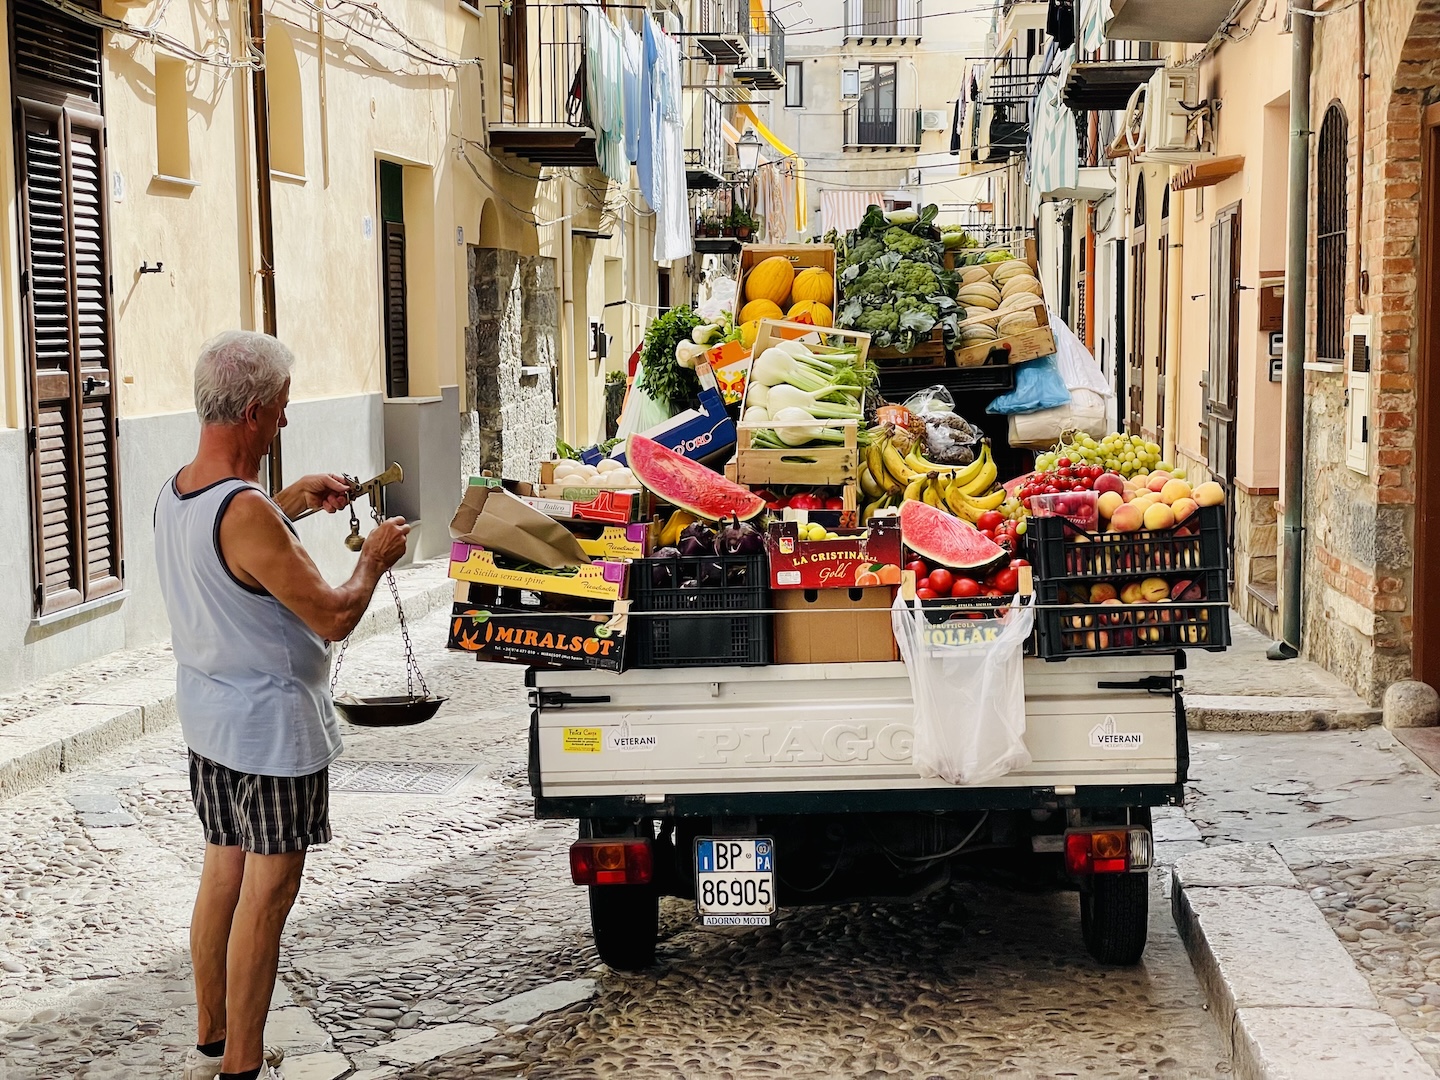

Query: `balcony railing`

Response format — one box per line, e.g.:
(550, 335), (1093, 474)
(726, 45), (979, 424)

(734, 10), (785, 90)
(843, 106), (921, 149)
(489, 3), (595, 165)
(843, 0), (922, 41)
(684, 87), (725, 188)
(694, 0), (750, 64)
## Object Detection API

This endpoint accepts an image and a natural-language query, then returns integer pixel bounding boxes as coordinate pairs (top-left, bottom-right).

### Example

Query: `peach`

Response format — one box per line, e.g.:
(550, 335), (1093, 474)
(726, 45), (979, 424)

(1120, 581), (1146, 604)
(1140, 577), (1171, 603)
(1160, 478), (1192, 505)
(1171, 497), (1199, 523)
(1097, 491), (1124, 520)
(1194, 480), (1225, 506)
(1109, 503), (1144, 533)
(1146, 471), (1173, 492)
(1090, 582), (1118, 603)
(1143, 502), (1176, 531)
(1094, 472), (1125, 496)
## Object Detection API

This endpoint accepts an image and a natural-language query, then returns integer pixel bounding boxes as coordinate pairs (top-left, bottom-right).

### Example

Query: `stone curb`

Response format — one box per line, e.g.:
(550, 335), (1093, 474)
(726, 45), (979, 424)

(1184, 694), (1383, 732)
(0, 560), (455, 805)
(1171, 839), (1440, 1079)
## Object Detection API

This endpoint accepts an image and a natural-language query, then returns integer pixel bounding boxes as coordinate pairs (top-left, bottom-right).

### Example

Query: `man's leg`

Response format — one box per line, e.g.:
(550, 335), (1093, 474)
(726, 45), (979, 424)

(219, 849), (306, 1073)
(192, 843), (247, 1046)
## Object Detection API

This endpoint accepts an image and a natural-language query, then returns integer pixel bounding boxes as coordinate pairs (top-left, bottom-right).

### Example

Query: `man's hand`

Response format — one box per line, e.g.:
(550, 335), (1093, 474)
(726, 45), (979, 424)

(278, 473), (352, 519)
(361, 517), (411, 572)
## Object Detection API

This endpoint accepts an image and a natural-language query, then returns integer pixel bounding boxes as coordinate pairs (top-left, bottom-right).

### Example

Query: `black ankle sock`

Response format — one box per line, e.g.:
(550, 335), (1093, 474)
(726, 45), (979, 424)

(197, 1038), (225, 1058)
(219, 1069), (261, 1080)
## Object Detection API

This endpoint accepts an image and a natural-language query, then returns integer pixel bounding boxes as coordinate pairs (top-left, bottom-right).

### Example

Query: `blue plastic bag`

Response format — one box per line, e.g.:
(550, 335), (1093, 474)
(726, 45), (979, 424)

(986, 353), (1071, 415)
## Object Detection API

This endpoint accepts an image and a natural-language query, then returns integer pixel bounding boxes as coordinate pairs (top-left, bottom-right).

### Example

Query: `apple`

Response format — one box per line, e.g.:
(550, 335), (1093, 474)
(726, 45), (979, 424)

(1094, 472), (1125, 496)
(1110, 504), (1144, 533)
(1194, 480), (1226, 506)
(1160, 478), (1192, 505)
(1140, 577), (1170, 603)
(1097, 491), (1124, 520)
(1090, 582), (1118, 603)
(1143, 502), (1176, 531)
(1146, 471), (1173, 493)
(1171, 497), (1199, 523)
(1120, 581), (1146, 604)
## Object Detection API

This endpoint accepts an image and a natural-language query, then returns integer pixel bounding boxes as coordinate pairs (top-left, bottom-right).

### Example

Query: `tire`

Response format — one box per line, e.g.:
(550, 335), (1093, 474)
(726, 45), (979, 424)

(588, 884), (658, 971)
(1079, 872), (1149, 965)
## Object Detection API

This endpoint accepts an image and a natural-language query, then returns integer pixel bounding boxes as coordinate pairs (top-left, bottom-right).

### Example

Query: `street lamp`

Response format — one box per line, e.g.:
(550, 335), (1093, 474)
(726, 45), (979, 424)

(736, 129), (764, 180)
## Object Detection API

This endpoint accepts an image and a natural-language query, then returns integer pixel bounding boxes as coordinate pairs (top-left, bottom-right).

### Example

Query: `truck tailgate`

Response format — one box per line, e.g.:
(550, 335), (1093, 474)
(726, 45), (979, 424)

(531, 657), (1182, 803)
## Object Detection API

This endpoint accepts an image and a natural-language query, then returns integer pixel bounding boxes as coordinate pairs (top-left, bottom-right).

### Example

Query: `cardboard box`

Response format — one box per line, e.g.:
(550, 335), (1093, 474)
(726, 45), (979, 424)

(773, 587), (898, 664)
(581, 363), (736, 469)
(518, 472), (645, 525)
(446, 587), (628, 672)
(571, 520), (652, 559)
(735, 243), (837, 324)
(448, 543), (628, 601)
(764, 519), (903, 590)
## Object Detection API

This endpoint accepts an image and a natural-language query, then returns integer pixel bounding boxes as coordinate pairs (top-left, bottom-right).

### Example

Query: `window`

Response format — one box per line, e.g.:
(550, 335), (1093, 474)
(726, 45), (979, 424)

(857, 62), (898, 144)
(379, 161), (409, 398)
(12, 0), (122, 615)
(1316, 103), (1348, 363)
(155, 57), (191, 179)
(785, 61), (803, 107)
(267, 26), (304, 178)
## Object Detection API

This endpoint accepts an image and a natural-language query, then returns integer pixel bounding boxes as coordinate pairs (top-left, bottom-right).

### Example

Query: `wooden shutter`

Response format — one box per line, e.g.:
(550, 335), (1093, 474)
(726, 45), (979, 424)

(1204, 205), (1241, 485)
(382, 221), (409, 398)
(1155, 231), (1169, 452)
(14, 0), (119, 616)
(1127, 229), (1145, 435)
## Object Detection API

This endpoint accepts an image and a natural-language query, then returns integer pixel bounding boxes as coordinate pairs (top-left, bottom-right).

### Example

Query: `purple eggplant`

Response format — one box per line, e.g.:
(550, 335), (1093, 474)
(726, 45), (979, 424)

(649, 546), (681, 588)
(717, 516), (763, 556)
(678, 522), (717, 557)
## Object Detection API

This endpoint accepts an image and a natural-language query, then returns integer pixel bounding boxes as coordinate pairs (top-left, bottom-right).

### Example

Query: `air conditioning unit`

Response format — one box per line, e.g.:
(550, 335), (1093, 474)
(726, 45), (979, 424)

(920, 109), (948, 132)
(1345, 314), (1372, 474)
(1143, 67), (1203, 156)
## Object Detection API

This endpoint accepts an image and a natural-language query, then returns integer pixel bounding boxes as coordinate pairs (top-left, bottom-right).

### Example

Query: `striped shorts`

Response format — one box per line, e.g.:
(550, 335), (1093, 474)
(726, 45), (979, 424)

(188, 751), (332, 855)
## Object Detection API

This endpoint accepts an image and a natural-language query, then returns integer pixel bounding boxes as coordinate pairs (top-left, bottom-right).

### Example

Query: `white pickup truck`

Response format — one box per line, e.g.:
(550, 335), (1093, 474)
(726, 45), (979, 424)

(527, 652), (1186, 970)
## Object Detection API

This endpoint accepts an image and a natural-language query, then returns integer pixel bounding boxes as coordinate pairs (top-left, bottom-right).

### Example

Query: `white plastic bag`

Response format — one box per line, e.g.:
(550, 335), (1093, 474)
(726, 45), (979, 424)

(1049, 310), (1112, 398)
(1007, 387), (1109, 446)
(891, 593), (1034, 785)
(615, 359), (674, 437)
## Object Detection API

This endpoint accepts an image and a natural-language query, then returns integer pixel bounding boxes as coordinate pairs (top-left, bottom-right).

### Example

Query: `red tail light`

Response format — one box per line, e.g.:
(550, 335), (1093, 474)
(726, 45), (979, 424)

(1064, 828), (1152, 876)
(570, 839), (654, 885)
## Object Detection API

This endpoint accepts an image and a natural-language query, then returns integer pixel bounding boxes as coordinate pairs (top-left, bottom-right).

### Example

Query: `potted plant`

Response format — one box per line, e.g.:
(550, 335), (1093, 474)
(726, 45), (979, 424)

(699, 212), (722, 238)
(729, 207), (757, 241)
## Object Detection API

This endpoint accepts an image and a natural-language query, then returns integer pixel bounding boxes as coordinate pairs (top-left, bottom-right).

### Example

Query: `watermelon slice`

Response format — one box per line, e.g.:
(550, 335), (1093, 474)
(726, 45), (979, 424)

(627, 435), (765, 521)
(898, 499), (1006, 570)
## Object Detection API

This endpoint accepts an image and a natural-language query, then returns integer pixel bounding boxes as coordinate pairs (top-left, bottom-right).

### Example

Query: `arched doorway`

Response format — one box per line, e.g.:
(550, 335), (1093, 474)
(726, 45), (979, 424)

(479, 198), (502, 249)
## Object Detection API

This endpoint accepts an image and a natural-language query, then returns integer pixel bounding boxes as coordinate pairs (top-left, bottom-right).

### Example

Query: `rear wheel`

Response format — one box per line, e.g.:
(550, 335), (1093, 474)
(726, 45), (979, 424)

(588, 884), (658, 971)
(1080, 872), (1149, 965)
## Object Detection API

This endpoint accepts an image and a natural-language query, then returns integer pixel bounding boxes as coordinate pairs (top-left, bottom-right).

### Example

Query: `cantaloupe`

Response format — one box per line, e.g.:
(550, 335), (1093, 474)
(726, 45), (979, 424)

(739, 298), (784, 323)
(790, 267), (835, 304)
(787, 300), (833, 327)
(744, 257), (796, 305)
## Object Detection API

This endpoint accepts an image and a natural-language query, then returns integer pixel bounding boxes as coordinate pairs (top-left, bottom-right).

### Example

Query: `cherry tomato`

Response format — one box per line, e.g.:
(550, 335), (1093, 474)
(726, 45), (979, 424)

(976, 510), (1005, 532)
(906, 560), (929, 579)
(950, 577), (981, 598)
(1057, 457), (1072, 468)
(916, 587), (938, 600)
(991, 566), (1020, 593)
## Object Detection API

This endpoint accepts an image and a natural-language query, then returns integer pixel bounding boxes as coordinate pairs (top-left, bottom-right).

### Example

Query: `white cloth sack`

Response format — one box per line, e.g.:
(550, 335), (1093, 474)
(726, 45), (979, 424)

(1008, 313), (1113, 445)
(891, 594), (1034, 785)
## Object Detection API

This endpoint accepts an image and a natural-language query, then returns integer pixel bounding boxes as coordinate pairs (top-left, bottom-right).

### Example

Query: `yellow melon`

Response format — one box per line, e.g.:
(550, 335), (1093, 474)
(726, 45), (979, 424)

(744, 256), (796, 305)
(790, 267), (835, 305)
(739, 319), (762, 348)
(739, 298), (784, 324)
(787, 300), (833, 327)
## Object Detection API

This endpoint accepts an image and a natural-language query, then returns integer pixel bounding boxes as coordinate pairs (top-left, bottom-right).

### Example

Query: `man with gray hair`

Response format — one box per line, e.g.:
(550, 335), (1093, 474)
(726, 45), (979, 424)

(155, 330), (409, 1080)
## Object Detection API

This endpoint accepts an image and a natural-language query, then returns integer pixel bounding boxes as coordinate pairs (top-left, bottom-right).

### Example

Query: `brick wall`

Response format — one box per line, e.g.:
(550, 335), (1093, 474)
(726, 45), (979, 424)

(1302, 0), (1436, 702)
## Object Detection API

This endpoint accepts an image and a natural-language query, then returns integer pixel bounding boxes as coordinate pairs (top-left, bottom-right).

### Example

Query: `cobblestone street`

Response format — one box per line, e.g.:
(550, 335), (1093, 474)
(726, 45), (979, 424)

(0, 607), (1235, 1078)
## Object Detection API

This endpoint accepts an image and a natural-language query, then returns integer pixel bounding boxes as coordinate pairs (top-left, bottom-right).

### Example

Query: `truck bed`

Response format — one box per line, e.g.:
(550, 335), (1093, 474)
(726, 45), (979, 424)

(528, 656), (1186, 817)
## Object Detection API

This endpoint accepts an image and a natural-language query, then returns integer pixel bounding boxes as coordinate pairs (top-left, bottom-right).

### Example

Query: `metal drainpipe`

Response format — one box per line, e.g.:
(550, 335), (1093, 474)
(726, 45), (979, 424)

(1272, 4), (1313, 659)
(248, 0), (282, 494)
(1163, 176), (1183, 466)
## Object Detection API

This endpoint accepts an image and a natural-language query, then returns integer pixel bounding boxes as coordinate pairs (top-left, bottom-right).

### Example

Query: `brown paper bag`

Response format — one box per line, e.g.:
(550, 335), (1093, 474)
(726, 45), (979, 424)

(449, 486), (592, 569)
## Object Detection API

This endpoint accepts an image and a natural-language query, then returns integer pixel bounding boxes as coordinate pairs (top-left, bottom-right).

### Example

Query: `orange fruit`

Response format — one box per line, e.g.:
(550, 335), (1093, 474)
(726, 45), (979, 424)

(877, 563), (902, 585)
(855, 569), (883, 587)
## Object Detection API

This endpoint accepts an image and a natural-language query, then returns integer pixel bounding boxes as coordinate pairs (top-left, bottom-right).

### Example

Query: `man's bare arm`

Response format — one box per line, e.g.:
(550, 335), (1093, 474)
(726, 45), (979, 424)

(219, 491), (409, 641)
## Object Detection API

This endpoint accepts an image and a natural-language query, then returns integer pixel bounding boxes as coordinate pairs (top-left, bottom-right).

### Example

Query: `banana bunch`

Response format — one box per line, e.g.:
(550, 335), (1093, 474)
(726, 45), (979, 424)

(858, 423), (1004, 524)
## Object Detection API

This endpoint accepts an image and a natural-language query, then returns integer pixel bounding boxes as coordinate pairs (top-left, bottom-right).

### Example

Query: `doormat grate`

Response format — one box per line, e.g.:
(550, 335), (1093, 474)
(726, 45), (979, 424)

(330, 760), (477, 795)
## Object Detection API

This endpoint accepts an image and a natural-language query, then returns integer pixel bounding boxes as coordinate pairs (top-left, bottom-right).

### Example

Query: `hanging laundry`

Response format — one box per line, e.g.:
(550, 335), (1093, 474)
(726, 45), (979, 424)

(638, 15), (660, 210)
(652, 22), (691, 261)
(621, 21), (643, 165)
(583, 6), (627, 184)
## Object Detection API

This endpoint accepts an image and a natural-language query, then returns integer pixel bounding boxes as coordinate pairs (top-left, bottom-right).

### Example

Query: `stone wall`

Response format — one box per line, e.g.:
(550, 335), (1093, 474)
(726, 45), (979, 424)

(1232, 485), (1279, 639)
(1303, 0), (1434, 703)
(462, 247), (558, 483)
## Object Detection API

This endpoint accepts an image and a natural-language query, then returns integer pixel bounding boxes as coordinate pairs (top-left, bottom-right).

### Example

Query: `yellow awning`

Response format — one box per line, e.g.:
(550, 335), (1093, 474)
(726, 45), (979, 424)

(736, 105), (807, 234)
(750, 0), (768, 31)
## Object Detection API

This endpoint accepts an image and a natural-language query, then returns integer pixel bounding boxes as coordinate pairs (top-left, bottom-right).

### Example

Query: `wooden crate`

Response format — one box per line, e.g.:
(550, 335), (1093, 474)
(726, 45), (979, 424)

(748, 319), (872, 368)
(734, 420), (859, 487)
(736, 244), (837, 324)
(868, 327), (947, 367)
(951, 237), (1057, 367)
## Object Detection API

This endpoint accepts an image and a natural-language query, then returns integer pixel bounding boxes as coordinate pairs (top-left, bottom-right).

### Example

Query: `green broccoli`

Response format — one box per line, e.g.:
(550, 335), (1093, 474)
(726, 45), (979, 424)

(893, 260), (941, 296)
(882, 227), (932, 255)
(843, 237), (885, 265)
(845, 303), (898, 334)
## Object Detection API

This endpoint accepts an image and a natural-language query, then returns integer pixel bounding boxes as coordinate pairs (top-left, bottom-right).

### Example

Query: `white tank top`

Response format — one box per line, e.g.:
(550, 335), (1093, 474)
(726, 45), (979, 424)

(154, 475), (342, 777)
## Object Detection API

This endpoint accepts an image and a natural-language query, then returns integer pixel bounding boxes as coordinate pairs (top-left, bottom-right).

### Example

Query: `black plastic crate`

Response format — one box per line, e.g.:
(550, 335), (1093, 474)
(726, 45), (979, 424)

(629, 551), (772, 668)
(1036, 597), (1231, 658)
(1030, 503), (1229, 583)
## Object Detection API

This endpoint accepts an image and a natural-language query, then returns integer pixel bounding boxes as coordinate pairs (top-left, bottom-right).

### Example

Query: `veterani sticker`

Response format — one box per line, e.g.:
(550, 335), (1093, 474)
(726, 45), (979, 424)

(606, 719), (658, 753)
(562, 727), (603, 753)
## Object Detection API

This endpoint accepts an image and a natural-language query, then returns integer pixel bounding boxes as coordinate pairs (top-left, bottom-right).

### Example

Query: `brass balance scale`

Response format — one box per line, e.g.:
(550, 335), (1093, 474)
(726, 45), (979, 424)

(295, 464), (446, 727)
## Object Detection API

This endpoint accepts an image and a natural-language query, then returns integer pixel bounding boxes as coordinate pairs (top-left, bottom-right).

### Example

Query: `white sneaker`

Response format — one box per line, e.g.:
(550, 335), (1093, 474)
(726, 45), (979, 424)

(181, 1044), (285, 1079)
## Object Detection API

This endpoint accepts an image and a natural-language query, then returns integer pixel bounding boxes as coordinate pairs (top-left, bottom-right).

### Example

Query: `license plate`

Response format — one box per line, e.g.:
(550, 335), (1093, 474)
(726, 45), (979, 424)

(695, 837), (776, 926)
